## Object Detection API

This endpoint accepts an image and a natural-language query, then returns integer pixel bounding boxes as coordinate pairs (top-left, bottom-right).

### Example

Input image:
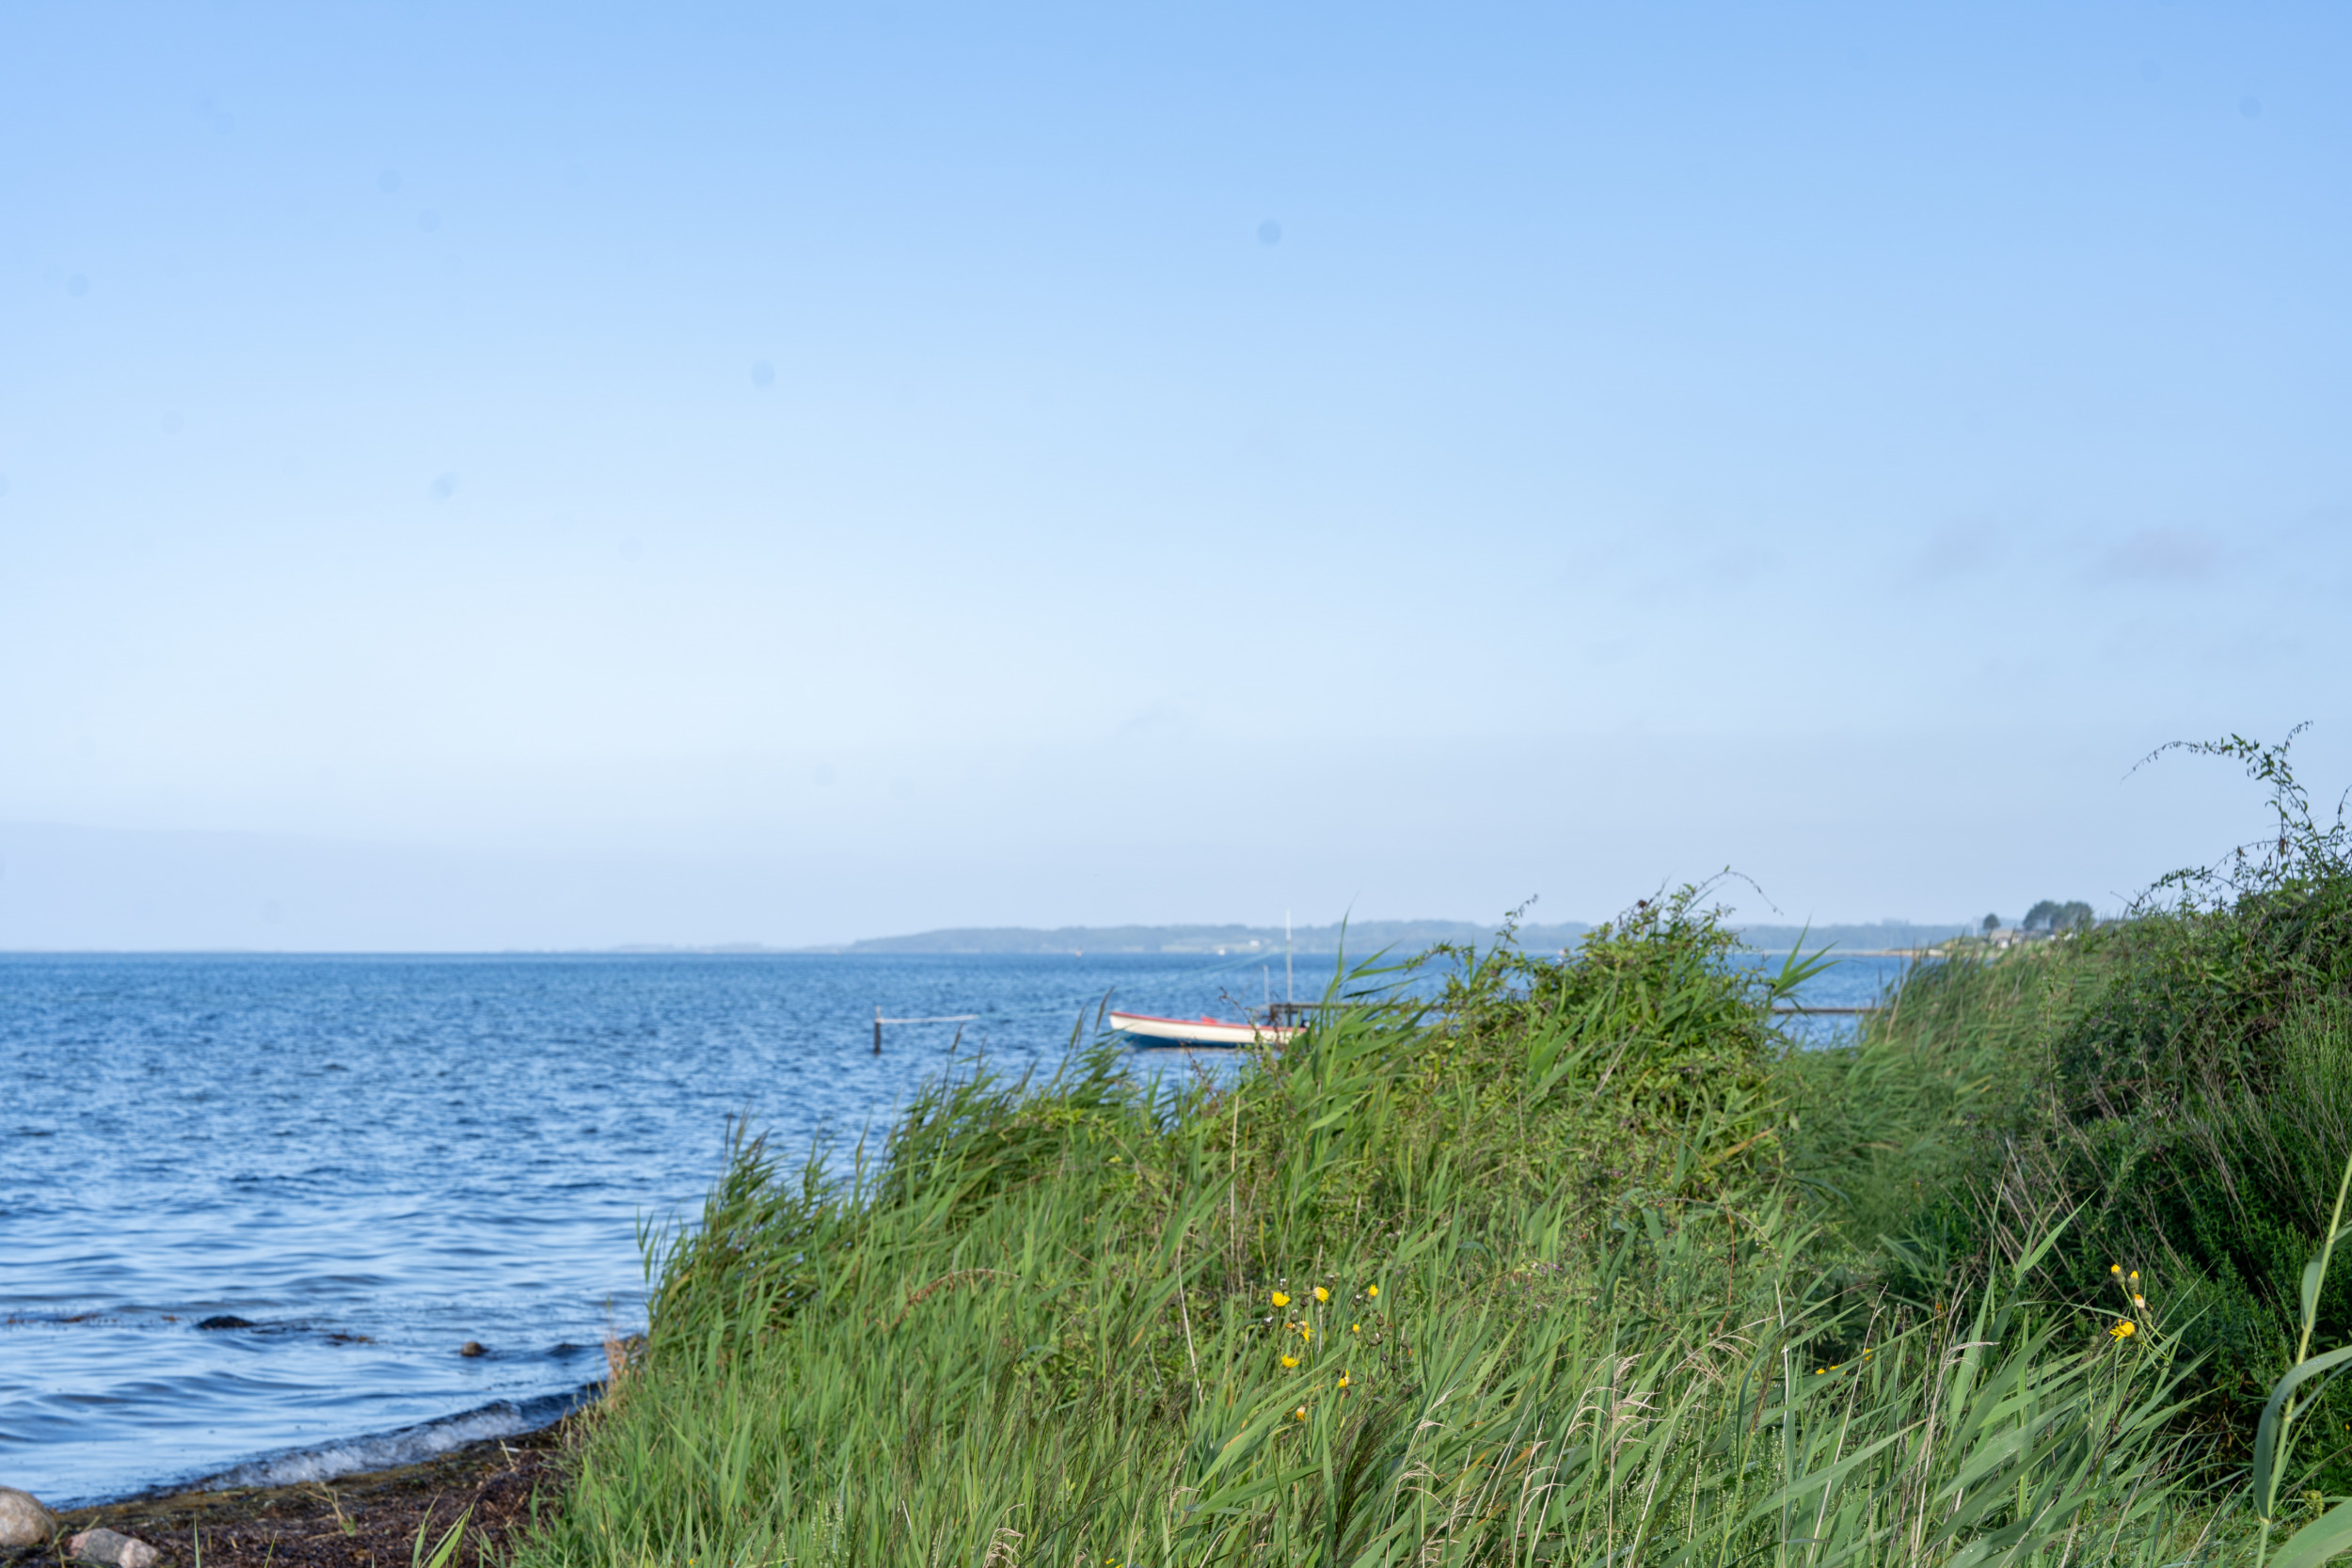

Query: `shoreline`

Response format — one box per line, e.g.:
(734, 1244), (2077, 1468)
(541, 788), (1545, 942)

(5, 1421), (575, 1568)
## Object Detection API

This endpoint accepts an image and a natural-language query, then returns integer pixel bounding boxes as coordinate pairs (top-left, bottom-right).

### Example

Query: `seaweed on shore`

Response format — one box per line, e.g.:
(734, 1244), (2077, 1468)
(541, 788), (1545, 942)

(8, 1422), (574, 1568)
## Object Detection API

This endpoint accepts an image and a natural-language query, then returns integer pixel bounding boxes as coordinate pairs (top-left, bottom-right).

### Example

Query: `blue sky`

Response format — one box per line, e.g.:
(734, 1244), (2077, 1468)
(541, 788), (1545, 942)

(3, 0), (2347, 948)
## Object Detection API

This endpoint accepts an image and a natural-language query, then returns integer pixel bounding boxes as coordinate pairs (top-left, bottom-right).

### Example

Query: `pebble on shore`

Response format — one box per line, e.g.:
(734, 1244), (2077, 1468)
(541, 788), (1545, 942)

(0, 1487), (58, 1547)
(68, 1528), (167, 1568)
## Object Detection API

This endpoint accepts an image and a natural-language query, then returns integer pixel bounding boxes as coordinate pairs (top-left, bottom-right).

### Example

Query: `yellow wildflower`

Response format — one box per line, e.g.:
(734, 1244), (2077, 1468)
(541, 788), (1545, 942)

(1314, 1286), (1329, 1303)
(1351, 1323), (1360, 1334)
(1271, 1291), (1291, 1307)
(1280, 1354), (1298, 1369)
(1294, 1405), (1307, 1420)
(1366, 1285), (1378, 1298)
(2133, 1294), (2146, 1309)
(2110, 1264), (2122, 1275)
(2129, 1270), (2139, 1283)
(2111, 1320), (2137, 1340)
(1337, 1373), (1350, 1388)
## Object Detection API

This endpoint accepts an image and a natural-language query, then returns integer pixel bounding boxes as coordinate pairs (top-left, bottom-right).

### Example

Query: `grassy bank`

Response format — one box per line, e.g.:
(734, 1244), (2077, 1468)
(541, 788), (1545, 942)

(512, 743), (2352, 1567)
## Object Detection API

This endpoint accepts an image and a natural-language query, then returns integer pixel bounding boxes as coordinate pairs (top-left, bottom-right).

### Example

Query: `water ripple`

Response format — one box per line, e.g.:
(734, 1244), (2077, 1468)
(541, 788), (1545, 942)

(1, 948), (1899, 1504)
(0, 952), (1283, 1503)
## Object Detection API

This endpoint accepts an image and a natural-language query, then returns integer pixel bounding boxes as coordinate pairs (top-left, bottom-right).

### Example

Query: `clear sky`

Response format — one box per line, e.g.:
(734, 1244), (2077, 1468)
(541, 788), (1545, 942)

(3, 0), (2347, 949)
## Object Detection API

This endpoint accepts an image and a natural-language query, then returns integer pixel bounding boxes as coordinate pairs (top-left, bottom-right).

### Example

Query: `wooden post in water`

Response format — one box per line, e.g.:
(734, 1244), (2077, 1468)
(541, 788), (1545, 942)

(873, 1005), (882, 1055)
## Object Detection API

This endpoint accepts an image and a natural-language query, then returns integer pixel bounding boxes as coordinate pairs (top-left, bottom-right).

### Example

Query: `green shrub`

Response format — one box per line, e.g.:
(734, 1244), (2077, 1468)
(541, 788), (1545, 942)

(1788, 733), (2352, 1464)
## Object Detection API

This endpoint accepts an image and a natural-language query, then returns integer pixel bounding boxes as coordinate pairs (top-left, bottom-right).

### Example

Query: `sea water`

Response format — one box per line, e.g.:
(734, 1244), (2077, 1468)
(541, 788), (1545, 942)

(0, 947), (1907, 1504)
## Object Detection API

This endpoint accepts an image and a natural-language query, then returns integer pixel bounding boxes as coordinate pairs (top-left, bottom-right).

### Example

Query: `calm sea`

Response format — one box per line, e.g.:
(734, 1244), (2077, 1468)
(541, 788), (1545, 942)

(0, 947), (1907, 1505)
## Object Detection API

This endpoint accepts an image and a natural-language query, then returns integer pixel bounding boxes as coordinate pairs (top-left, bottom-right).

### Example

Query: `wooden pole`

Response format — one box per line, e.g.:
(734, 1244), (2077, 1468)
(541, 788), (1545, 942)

(873, 1005), (882, 1055)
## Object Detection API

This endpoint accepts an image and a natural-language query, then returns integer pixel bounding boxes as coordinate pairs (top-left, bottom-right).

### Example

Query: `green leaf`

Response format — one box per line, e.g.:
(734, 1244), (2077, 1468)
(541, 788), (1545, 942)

(2010, 1202), (2083, 1287)
(2302, 1223), (2352, 1328)
(410, 1505), (472, 1568)
(1765, 928), (1838, 1003)
(2268, 1494), (2352, 1568)
(1737, 1431), (1904, 1525)
(2251, 1344), (2352, 1516)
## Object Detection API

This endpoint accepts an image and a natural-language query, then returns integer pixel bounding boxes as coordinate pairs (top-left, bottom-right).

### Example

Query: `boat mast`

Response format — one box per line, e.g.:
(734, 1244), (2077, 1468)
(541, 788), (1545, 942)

(1285, 910), (1294, 1007)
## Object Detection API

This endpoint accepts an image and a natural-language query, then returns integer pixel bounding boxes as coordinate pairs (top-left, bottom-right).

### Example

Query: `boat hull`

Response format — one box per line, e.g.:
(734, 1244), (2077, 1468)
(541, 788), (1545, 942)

(1106, 1010), (1298, 1048)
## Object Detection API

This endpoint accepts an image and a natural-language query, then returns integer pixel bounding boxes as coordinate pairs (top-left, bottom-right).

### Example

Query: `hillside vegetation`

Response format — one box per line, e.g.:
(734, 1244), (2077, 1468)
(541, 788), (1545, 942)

(515, 736), (2352, 1568)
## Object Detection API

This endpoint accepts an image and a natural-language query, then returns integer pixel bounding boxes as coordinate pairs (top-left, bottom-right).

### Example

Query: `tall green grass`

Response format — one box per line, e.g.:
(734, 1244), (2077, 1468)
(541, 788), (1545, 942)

(1785, 735), (2352, 1465)
(513, 895), (2236, 1566)
(504, 736), (2352, 1564)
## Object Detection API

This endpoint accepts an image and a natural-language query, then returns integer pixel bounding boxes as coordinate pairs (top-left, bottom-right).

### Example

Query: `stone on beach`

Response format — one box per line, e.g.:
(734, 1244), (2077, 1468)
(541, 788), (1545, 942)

(0, 1487), (58, 1546)
(68, 1528), (167, 1568)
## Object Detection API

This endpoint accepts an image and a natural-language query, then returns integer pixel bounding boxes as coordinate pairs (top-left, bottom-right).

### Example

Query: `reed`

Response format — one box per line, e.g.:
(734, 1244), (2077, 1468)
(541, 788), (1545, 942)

(510, 893), (2241, 1566)
(1783, 735), (2352, 1468)
(501, 736), (2352, 1564)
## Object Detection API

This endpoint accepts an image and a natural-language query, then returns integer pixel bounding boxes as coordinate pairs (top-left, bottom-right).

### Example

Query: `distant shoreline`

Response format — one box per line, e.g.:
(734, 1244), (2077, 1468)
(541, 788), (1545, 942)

(613, 923), (1972, 958)
(1, 933), (1967, 959)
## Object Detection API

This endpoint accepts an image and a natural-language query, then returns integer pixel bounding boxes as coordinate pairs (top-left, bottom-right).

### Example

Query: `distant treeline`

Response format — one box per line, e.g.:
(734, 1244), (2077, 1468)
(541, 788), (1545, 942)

(822, 920), (1589, 956)
(811, 917), (1972, 957)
